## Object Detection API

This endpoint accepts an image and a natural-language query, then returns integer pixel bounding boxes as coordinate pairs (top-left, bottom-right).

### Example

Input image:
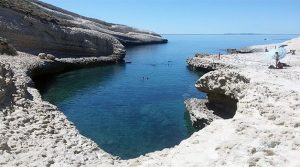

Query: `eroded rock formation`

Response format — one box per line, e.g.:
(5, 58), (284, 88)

(185, 69), (249, 129)
(0, 0), (167, 59)
(0, 53), (120, 166)
(187, 53), (234, 72)
(196, 69), (250, 100)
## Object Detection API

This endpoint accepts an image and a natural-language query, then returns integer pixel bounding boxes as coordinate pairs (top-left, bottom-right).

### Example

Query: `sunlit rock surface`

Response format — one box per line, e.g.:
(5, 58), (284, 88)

(0, 0), (167, 58)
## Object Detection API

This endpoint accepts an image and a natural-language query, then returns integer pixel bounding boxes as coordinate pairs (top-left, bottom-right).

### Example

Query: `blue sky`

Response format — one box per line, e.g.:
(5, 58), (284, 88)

(42, 0), (300, 34)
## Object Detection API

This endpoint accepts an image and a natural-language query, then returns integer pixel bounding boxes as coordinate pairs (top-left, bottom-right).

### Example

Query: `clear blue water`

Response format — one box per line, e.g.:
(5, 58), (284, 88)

(35, 34), (298, 159)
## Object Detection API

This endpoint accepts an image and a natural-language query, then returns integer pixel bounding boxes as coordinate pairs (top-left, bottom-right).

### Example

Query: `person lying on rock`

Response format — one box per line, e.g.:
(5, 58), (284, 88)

(277, 61), (284, 69)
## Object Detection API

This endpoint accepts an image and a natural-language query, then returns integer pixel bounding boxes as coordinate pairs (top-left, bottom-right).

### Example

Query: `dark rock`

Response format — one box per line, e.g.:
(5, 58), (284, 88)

(185, 98), (222, 129)
(0, 38), (18, 56)
(0, 64), (14, 108)
(0, 141), (11, 152)
(195, 53), (210, 58)
(226, 48), (263, 54)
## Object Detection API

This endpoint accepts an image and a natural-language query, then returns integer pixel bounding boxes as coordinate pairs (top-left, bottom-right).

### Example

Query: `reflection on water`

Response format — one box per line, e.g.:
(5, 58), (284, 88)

(35, 65), (126, 104)
(35, 34), (298, 159)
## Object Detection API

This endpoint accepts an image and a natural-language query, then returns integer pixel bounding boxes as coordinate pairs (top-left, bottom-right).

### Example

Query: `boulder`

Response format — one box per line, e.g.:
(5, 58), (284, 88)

(38, 53), (56, 61)
(38, 53), (47, 59)
(185, 70), (250, 129)
(196, 69), (250, 100)
(46, 54), (56, 61)
(195, 70), (249, 118)
(0, 140), (11, 152)
(0, 38), (18, 56)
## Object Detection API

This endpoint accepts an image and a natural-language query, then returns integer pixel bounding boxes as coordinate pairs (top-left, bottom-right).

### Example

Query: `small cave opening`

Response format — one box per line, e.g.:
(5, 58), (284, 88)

(188, 93), (238, 130)
(206, 93), (237, 119)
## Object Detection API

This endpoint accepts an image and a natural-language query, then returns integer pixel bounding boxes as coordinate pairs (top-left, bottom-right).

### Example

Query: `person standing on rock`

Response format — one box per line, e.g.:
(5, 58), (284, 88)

(275, 52), (279, 68)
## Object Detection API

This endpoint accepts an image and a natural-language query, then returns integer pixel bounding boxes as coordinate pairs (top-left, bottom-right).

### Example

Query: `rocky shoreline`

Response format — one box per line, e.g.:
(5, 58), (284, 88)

(1, 37), (300, 166)
(185, 56), (250, 130)
(0, 52), (125, 166)
(119, 38), (300, 166)
(0, 0), (170, 166)
(1, 0), (300, 166)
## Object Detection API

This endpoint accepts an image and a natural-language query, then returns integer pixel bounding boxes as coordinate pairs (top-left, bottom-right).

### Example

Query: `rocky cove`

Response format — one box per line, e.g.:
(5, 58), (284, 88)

(1, 0), (300, 166)
(30, 35), (297, 160)
(2, 34), (300, 166)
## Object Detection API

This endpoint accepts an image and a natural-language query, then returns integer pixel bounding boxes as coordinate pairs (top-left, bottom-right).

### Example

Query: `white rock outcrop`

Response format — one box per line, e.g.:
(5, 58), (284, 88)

(195, 69), (249, 100)
(185, 69), (249, 130)
(0, 53), (118, 166)
(0, 0), (167, 59)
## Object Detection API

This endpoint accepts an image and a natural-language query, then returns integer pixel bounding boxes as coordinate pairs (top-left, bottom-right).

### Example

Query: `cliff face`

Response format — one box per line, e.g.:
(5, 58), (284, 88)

(0, 0), (167, 58)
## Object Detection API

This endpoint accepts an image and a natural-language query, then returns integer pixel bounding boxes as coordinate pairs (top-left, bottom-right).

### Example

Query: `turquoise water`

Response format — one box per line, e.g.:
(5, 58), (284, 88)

(35, 34), (298, 159)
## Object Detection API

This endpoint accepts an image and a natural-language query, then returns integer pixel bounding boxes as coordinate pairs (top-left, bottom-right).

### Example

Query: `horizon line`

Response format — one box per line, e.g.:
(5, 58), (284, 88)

(160, 33), (300, 35)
